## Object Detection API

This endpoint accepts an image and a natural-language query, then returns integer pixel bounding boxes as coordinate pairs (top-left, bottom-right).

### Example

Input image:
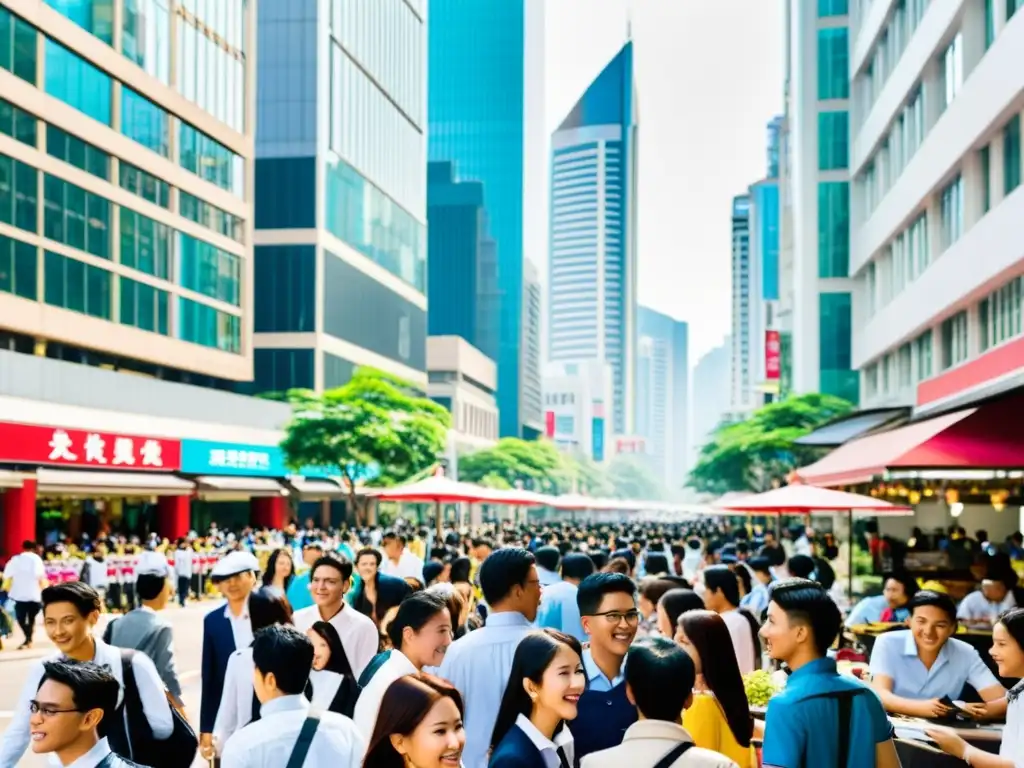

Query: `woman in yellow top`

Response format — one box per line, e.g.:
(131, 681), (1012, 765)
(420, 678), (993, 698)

(676, 610), (757, 768)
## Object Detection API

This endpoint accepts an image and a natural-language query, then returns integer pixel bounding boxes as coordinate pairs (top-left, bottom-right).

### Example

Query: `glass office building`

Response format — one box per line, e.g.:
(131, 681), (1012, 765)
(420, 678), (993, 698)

(548, 41), (638, 437)
(253, 0), (428, 393)
(0, 0), (255, 385)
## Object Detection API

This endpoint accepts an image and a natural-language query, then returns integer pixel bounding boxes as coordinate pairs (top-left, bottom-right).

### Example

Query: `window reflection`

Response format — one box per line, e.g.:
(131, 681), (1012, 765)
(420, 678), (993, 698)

(0, 7), (38, 84)
(0, 153), (39, 234)
(42, 173), (110, 259)
(0, 233), (38, 300)
(178, 231), (240, 306)
(44, 38), (112, 126)
(44, 250), (111, 320)
(120, 275), (169, 335)
(121, 86), (170, 157)
(179, 121), (243, 195)
(179, 296), (240, 353)
(175, 1), (245, 132)
(122, 0), (171, 84)
(120, 208), (171, 279)
(45, 0), (114, 45)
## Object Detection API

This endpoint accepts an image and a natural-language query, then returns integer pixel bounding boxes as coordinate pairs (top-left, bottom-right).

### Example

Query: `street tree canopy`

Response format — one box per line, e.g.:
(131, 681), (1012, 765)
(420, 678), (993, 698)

(687, 392), (854, 495)
(606, 455), (664, 501)
(457, 438), (569, 493)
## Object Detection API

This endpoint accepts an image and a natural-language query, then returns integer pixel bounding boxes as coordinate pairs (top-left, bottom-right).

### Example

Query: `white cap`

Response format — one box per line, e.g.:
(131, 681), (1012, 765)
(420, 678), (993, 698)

(211, 551), (260, 579)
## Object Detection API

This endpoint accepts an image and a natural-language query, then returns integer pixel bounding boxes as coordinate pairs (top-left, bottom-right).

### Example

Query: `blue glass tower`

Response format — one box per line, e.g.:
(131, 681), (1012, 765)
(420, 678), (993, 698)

(548, 41), (638, 437)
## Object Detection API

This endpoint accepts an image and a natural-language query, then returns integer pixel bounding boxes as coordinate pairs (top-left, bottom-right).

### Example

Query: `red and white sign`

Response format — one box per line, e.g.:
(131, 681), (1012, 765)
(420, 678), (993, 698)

(615, 436), (646, 455)
(0, 422), (182, 471)
(765, 330), (781, 381)
(545, 411), (555, 438)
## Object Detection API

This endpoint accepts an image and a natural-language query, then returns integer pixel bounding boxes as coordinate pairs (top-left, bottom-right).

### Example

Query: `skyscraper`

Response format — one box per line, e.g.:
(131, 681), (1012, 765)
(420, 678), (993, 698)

(730, 195), (753, 412)
(690, 339), (732, 470)
(636, 307), (689, 488)
(252, 0), (428, 393)
(548, 40), (638, 437)
(429, 0), (546, 438)
(522, 259), (544, 432)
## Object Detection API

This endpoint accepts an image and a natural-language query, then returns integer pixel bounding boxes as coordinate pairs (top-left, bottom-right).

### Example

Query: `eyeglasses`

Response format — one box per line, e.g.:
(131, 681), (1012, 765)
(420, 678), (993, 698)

(29, 701), (82, 718)
(588, 610), (641, 625)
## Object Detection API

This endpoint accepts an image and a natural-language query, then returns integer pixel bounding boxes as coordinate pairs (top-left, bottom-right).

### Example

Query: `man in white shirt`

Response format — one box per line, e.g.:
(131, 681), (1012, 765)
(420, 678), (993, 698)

(2, 539), (47, 648)
(702, 565), (757, 675)
(379, 531), (425, 584)
(292, 555), (379, 678)
(958, 570), (1018, 627)
(221, 625), (365, 767)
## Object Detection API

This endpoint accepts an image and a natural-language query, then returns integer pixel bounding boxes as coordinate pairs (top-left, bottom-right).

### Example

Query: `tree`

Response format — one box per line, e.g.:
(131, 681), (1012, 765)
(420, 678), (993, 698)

(687, 392), (855, 495)
(563, 451), (615, 496)
(606, 455), (664, 501)
(280, 367), (451, 524)
(457, 438), (569, 492)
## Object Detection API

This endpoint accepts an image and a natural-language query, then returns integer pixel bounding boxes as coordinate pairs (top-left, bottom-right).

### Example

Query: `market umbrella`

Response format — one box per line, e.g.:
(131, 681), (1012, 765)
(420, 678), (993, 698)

(369, 471), (508, 537)
(714, 483), (913, 597)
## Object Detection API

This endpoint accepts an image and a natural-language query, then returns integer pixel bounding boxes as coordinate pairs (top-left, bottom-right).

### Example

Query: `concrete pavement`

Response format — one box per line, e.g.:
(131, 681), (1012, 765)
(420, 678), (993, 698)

(0, 601), (215, 767)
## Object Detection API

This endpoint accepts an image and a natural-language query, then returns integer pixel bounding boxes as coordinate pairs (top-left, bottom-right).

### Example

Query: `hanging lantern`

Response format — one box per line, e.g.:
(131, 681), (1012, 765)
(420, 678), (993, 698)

(945, 488), (960, 506)
(990, 490), (1009, 512)
(908, 490), (921, 505)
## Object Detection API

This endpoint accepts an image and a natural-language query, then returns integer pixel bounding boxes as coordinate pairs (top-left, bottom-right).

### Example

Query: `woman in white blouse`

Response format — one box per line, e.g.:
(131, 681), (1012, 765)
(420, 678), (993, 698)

(306, 620), (360, 716)
(927, 607), (1024, 766)
(212, 588), (293, 754)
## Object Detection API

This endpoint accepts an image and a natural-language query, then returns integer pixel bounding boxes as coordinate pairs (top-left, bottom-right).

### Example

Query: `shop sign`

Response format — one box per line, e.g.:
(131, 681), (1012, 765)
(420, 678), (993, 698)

(180, 439), (287, 477)
(765, 330), (781, 380)
(0, 422), (181, 471)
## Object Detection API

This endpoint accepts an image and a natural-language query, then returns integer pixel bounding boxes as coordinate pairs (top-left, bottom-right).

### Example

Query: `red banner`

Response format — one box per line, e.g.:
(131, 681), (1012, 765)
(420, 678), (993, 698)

(765, 330), (781, 380)
(545, 411), (555, 438)
(0, 422), (182, 471)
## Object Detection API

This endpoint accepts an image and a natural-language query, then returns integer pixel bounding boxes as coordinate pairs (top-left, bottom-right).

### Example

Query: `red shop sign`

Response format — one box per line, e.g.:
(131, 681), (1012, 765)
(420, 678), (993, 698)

(0, 422), (182, 471)
(765, 330), (781, 381)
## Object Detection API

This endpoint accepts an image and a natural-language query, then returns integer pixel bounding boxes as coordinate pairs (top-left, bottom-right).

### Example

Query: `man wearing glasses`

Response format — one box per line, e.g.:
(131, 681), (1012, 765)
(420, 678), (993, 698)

(570, 572), (641, 761)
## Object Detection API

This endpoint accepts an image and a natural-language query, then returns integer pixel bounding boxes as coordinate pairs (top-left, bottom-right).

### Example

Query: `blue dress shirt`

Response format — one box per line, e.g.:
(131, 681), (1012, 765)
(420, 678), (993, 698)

(582, 647), (625, 692)
(762, 658), (892, 768)
(741, 582), (770, 619)
(843, 594), (888, 627)
(537, 566), (561, 588)
(868, 629), (1001, 700)
(438, 611), (534, 768)
(535, 581), (586, 642)
(286, 571), (314, 611)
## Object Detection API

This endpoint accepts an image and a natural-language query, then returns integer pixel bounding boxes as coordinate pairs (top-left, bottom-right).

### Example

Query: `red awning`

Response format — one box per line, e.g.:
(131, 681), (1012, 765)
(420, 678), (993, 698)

(795, 395), (1024, 487)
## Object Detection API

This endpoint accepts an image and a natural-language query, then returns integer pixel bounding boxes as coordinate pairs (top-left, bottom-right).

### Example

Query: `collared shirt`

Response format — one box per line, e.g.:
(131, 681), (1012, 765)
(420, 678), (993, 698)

(213, 646), (256, 752)
(536, 581), (586, 642)
(740, 582), (770, 619)
(843, 594), (889, 628)
(582, 647), (624, 693)
(307, 668), (344, 711)
(293, 603), (379, 679)
(762, 658), (891, 768)
(173, 549), (193, 577)
(3, 551), (45, 603)
(438, 611), (535, 768)
(957, 589), (1017, 623)
(1001, 681), (1024, 765)
(64, 737), (114, 768)
(868, 629), (1001, 700)
(380, 550), (424, 584)
(223, 602), (253, 652)
(219, 694), (365, 768)
(353, 648), (418, 744)
(537, 566), (561, 588)
(515, 713), (575, 768)
(285, 571), (314, 611)
(720, 610), (756, 676)
(0, 639), (173, 768)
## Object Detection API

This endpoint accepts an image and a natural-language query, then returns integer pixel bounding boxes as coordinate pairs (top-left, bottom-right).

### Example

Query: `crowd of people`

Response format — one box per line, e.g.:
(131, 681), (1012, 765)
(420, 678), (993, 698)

(0, 517), (1022, 768)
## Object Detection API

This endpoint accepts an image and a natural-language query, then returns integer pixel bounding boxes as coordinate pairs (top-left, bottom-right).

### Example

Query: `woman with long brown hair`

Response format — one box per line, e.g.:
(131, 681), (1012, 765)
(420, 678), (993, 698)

(675, 610), (756, 767)
(363, 673), (466, 768)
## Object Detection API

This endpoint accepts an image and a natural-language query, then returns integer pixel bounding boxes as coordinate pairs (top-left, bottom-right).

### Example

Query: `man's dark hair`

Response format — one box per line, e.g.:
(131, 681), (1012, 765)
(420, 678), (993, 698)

(355, 547), (382, 566)
(909, 590), (958, 622)
(310, 555), (353, 583)
(644, 553), (669, 575)
(478, 548), (535, 606)
(625, 636), (695, 720)
(534, 546), (561, 573)
(767, 578), (841, 656)
(37, 660), (118, 726)
(252, 625), (314, 695)
(22, 540), (36, 551)
(471, 537), (494, 551)
(883, 571), (919, 600)
(787, 554), (816, 580)
(42, 582), (102, 617)
(560, 553), (596, 582)
(747, 556), (772, 575)
(136, 573), (167, 602)
(576, 572), (636, 616)
(382, 530), (406, 546)
(704, 565), (741, 608)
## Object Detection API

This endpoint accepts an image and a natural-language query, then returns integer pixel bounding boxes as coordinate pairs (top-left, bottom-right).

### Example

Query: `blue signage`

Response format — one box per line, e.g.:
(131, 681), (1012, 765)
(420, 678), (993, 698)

(180, 440), (288, 477)
(592, 418), (605, 463)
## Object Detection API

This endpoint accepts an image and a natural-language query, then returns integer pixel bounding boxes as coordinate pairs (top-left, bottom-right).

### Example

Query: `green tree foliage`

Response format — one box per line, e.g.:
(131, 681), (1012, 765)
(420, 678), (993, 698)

(457, 438), (568, 492)
(606, 455), (664, 501)
(280, 367), (451, 523)
(565, 451), (615, 496)
(687, 393), (855, 495)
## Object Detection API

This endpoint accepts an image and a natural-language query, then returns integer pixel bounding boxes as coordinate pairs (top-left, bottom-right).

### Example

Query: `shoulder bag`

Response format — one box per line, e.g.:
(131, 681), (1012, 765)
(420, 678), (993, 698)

(285, 714), (321, 768)
(653, 741), (693, 768)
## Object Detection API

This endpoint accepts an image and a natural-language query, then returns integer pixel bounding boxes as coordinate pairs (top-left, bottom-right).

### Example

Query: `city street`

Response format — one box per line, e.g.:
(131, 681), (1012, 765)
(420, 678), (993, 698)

(0, 601), (214, 767)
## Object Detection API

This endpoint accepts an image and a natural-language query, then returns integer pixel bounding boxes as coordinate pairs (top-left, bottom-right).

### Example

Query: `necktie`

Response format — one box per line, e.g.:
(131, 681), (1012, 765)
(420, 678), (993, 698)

(556, 745), (572, 768)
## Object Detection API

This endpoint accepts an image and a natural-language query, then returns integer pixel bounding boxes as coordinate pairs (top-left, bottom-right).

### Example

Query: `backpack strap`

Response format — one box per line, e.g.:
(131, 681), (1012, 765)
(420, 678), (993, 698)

(652, 740), (693, 768)
(118, 649), (141, 760)
(285, 714), (321, 768)
(798, 688), (865, 768)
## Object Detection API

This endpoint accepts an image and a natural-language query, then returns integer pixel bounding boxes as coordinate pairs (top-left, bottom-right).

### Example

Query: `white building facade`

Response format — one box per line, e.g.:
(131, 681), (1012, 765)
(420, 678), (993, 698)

(427, 336), (499, 453)
(730, 195), (754, 412)
(542, 360), (613, 464)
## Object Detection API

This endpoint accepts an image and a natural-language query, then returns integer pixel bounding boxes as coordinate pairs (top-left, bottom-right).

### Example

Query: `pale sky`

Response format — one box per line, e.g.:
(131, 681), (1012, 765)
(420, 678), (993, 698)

(543, 0), (785, 364)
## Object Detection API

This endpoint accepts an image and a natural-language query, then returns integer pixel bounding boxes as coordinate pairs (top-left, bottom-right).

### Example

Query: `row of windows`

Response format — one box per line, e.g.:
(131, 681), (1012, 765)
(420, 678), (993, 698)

(120, 161), (171, 208)
(179, 192), (244, 243)
(940, 311), (970, 370)
(44, 248), (111, 319)
(0, 6), (38, 84)
(179, 295), (241, 352)
(179, 232), (240, 305)
(855, 0), (928, 123)
(866, 213), (929, 316)
(122, 86), (170, 157)
(819, 111), (849, 170)
(123, 0), (172, 85)
(818, 182), (849, 277)
(939, 174), (963, 249)
(176, 12), (246, 133)
(48, 125), (111, 181)
(45, 0), (115, 44)
(0, 232), (36, 300)
(0, 152), (38, 233)
(43, 173), (112, 259)
(45, 38), (113, 126)
(863, 328), (933, 401)
(121, 274), (170, 336)
(120, 207), (172, 279)
(939, 34), (964, 114)
(818, 28), (849, 101)
(859, 88), (924, 219)
(179, 121), (244, 195)
(819, 292), (859, 404)
(0, 98), (37, 147)
(980, 276), (1022, 352)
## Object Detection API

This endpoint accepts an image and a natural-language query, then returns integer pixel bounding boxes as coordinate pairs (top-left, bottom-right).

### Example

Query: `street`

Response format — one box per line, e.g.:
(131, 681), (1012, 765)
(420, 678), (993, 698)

(0, 601), (215, 767)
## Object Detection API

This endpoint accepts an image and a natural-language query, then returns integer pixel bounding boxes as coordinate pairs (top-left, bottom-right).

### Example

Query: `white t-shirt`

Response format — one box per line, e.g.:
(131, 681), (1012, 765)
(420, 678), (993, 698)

(721, 609), (757, 676)
(293, 604), (379, 679)
(3, 552), (45, 602)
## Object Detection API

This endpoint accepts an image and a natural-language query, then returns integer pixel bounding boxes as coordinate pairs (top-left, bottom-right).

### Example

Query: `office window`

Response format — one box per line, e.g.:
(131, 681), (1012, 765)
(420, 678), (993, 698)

(818, 182), (850, 277)
(42, 174), (110, 258)
(939, 33), (963, 111)
(980, 145), (991, 214)
(119, 208), (171, 279)
(323, 353), (355, 389)
(866, 261), (877, 315)
(119, 276), (169, 335)
(175, 3), (245, 132)
(863, 362), (879, 399)
(1005, 115), (1021, 195)
(818, 111), (849, 170)
(122, 0), (171, 84)
(44, 39), (112, 126)
(45, 1), (114, 44)
(979, 276), (1023, 351)
(818, 28), (850, 100)
(986, 0), (995, 49)
(0, 233), (37, 299)
(46, 125), (110, 181)
(819, 292), (858, 403)
(43, 250), (111, 319)
(121, 86), (169, 157)
(555, 415), (575, 434)
(940, 174), (964, 247)
(178, 233), (240, 305)
(1010, 0), (1023, 22)
(178, 297), (241, 353)
(915, 330), (933, 381)
(818, 0), (848, 15)
(0, 98), (37, 147)
(940, 311), (969, 369)
(180, 192), (244, 243)
(253, 245), (315, 333)
(0, 153), (39, 233)
(253, 349), (314, 393)
(898, 343), (913, 388)
(118, 161), (170, 208)
(179, 121), (243, 195)
(0, 7), (38, 84)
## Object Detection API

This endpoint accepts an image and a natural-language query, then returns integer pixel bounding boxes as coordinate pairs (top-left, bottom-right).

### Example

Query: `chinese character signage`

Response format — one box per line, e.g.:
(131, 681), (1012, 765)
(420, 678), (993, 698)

(0, 422), (181, 470)
(765, 330), (781, 380)
(180, 440), (287, 477)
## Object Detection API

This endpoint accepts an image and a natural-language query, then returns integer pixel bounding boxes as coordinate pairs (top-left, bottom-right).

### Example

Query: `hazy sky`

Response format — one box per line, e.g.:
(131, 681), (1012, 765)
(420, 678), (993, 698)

(543, 0), (785, 364)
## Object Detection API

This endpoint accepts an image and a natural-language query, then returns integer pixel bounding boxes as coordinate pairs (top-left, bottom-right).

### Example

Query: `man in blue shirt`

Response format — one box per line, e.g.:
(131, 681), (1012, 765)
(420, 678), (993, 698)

(536, 553), (595, 642)
(760, 578), (899, 768)
(534, 546), (563, 588)
(844, 572), (917, 628)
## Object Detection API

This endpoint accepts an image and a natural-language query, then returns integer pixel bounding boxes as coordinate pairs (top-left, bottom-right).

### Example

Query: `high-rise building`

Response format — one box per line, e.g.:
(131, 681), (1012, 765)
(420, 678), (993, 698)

(850, 1), (1024, 416)
(426, 161), (500, 362)
(690, 339), (732, 470)
(781, 0), (857, 405)
(636, 307), (689, 488)
(252, 0), (428, 393)
(548, 40), (638, 438)
(730, 195), (753, 411)
(429, 0), (546, 438)
(522, 258), (544, 433)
